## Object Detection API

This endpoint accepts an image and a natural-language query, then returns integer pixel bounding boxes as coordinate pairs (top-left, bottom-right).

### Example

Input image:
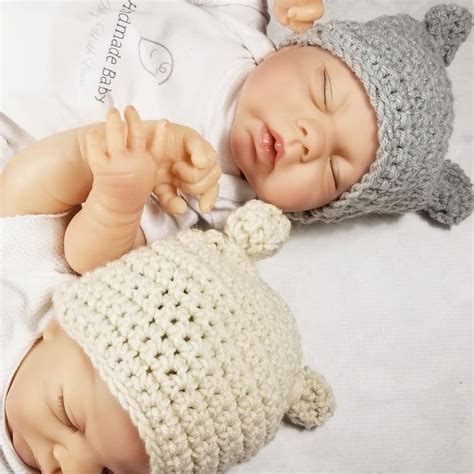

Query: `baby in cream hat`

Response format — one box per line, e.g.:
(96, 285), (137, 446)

(1, 200), (335, 473)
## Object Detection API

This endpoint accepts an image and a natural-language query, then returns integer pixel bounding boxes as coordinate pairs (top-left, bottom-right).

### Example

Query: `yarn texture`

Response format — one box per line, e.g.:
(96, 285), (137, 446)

(286, 366), (336, 429)
(53, 200), (335, 473)
(283, 4), (472, 226)
(224, 199), (291, 260)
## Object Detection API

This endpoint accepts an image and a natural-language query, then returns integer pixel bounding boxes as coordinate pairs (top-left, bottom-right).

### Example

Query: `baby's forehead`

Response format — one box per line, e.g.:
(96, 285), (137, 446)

(276, 43), (353, 73)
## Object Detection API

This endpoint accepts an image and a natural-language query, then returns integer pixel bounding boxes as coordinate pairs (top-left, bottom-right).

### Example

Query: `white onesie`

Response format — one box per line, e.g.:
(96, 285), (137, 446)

(0, 214), (76, 473)
(2, 0), (276, 241)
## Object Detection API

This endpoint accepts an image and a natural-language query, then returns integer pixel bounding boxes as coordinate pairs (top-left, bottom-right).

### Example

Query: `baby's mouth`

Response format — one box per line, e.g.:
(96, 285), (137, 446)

(258, 124), (285, 162)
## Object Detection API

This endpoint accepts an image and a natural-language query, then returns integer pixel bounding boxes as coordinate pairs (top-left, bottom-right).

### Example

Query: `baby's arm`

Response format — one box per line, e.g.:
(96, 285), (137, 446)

(1, 107), (221, 274)
(64, 106), (160, 273)
(0, 107), (156, 272)
(66, 108), (221, 274)
(1, 124), (94, 217)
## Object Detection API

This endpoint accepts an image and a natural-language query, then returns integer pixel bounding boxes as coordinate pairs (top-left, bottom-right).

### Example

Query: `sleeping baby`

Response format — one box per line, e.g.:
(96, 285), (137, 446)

(1, 196), (335, 473)
(2, 0), (472, 273)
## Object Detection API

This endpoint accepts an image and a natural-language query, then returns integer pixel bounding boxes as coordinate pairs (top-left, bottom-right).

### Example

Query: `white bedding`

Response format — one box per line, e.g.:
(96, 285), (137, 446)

(1, 1), (472, 472)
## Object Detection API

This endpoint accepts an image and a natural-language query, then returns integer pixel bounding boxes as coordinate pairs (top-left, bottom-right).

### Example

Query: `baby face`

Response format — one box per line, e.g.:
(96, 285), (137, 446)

(5, 319), (149, 474)
(231, 45), (378, 212)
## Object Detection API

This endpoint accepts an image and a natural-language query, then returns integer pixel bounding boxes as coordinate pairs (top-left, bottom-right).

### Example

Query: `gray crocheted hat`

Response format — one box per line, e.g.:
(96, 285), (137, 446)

(53, 200), (335, 473)
(282, 4), (473, 226)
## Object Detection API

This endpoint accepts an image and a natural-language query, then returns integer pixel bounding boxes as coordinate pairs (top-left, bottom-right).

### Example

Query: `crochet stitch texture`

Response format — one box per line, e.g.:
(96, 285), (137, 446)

(284, 4), (473, 226)
(53, 200), (335, 473)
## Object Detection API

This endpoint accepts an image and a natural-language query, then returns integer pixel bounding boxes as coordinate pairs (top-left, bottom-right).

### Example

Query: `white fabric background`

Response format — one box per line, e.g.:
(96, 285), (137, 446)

(236, 1), (473, 472)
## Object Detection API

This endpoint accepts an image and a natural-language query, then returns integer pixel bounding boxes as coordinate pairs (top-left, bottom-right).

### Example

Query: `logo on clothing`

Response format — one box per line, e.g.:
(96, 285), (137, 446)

(139, 37), (174, 85)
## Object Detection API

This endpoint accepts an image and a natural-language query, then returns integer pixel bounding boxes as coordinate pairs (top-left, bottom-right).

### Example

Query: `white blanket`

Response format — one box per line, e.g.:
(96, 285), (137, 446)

(1, 1), (472, 472)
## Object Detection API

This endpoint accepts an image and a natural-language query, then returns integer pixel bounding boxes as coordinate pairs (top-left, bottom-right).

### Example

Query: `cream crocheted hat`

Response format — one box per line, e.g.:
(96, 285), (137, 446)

(53, 200), (335, 473)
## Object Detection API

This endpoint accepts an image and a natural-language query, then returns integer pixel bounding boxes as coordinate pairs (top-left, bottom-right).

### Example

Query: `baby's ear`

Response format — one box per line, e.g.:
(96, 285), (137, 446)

(425, 160), (473, 225)
(424, 4), (472, 66)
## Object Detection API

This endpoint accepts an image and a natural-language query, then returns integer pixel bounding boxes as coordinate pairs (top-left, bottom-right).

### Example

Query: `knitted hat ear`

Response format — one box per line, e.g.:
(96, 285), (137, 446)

(224, 200), (291, 260)
(424, 4), (472, 66)
(285, 367), (336, 430)
(425, 160), (473, 225)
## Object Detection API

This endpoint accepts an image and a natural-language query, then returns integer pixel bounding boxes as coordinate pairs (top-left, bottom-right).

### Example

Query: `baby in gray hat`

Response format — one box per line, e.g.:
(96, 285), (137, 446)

(283, 3), (473, 226)
(2, 2), (472, 276)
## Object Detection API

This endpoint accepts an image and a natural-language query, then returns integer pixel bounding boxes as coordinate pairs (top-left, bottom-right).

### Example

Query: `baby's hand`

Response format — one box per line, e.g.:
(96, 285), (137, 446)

(150, 122), (221, 215)
(86, 106), (159, 214)
(274, 0), (324, 33)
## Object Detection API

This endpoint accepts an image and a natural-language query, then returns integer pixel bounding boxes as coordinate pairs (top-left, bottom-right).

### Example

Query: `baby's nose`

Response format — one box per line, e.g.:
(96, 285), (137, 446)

(36, 456), (60, 474)
(52, 444), (101, 474)
(296, 118), (326, 162)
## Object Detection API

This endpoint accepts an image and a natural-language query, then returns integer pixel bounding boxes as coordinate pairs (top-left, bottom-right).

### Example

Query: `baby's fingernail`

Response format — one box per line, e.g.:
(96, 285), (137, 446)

(288, 8), (296, 19)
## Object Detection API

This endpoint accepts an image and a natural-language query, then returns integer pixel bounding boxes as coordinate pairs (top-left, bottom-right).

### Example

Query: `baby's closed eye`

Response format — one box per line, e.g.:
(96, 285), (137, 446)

(56, 395), (79, 434)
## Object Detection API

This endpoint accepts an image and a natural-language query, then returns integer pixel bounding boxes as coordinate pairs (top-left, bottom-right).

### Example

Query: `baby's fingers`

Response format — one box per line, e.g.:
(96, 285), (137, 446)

(153, 183), (187, 214)
(172, 160), (218, 184)
(286, 20), (314, 33)
(150, 119), (169, 161)
(287, 2), (324, 23)
(124, 105), (145, 150)
(199, 183), (219, 213)
(86, 127), (106, 163)
(105, 107), (126, 155)
(184, 132), (217, 169)
(173, 164), (221, 196)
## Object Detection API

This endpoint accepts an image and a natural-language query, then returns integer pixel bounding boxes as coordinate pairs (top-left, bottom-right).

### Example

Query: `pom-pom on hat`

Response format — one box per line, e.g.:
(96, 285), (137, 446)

(283, 4), (473, 226)
(53, 200), (335, 473)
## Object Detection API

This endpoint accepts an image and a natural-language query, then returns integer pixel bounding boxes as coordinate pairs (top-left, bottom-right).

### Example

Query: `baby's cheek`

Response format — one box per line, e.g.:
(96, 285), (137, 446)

(253, 177), (302, 211)
(260, 170), (331, 212)
(5, 383), (38, 467)
(230, 129), (252, 174)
